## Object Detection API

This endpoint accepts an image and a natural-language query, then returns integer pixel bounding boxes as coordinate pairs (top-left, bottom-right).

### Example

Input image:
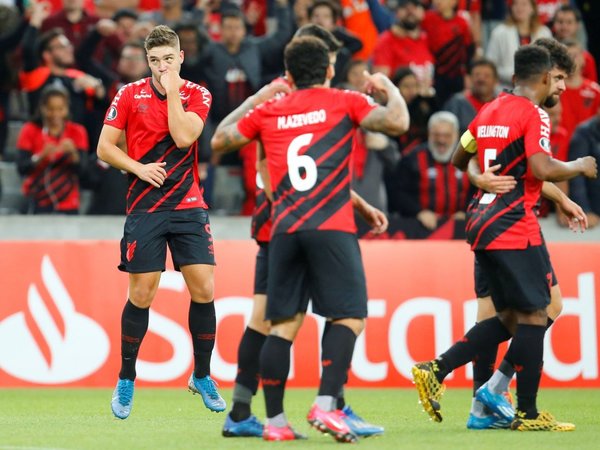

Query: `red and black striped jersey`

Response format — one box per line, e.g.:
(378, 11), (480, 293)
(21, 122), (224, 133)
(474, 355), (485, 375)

(251, 188), (272, 242)
(103, 77), (211, 214)
(238, 87), (377, 236)
(466, 92), (552, 250)
(17, 121), (88, 211)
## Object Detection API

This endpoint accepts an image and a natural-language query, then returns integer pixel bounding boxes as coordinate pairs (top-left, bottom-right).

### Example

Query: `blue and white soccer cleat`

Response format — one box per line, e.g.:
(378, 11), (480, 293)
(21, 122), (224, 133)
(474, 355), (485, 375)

(111, 378), (135, 420)
(222, 414), (264, 437)
(188, 374), (226, 412)
(466, 413), (511, 430)
(475, 383), (515, 422)
(340, 405), (384, 437)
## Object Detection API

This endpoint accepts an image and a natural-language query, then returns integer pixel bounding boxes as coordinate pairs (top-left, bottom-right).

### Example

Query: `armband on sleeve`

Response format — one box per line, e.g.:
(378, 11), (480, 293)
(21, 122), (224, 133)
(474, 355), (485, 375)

(460, 130), (477, 154)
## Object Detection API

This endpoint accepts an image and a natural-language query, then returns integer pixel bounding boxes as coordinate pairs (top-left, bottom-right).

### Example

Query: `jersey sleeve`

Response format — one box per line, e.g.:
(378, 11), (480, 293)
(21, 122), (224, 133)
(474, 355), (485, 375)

(345, 90), (378, 125)
(237, 107), (263, 141)
(524, 106), (552, 158)
(16, 122), (37, 152)
(186, 85), (212, 122)
(71, 123), (89, 151)
(103, 84), (131, 129)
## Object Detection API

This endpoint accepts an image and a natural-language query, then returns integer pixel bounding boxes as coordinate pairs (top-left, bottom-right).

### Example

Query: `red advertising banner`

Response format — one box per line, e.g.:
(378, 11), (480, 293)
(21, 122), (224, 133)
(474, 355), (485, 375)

(0, 240), (598, 388)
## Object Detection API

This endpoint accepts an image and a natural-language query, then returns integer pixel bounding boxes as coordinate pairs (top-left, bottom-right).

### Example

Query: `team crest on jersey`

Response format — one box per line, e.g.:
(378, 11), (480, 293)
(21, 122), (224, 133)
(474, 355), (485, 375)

(539, 137), (551, 153)
(106, 106), (118, 121)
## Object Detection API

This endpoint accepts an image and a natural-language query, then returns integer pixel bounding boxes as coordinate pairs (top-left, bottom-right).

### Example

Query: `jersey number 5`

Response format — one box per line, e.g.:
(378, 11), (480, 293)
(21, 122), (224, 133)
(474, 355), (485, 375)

(480, 148), (497, 205)
(287, 133), (317, 191)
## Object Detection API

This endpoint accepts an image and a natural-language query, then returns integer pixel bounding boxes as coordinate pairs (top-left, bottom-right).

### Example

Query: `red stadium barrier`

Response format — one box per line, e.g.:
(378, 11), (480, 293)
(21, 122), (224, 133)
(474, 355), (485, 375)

(0, 240), (598, 388)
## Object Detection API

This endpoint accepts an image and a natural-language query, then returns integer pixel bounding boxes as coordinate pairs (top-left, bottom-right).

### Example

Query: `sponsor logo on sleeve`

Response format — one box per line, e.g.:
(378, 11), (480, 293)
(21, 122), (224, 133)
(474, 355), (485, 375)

(106, 106), (118, 121)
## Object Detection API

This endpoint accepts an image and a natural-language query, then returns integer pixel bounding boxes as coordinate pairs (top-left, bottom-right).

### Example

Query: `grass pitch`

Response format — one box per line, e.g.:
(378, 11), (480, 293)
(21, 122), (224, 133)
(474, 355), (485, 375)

(0, 388), (597, 450)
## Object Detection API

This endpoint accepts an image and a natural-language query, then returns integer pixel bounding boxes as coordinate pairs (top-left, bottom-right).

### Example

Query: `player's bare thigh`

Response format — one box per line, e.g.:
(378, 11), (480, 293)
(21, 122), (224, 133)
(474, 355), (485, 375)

(248, 293), (270, 335)
(129, 271), (162, 308)
(181, 263), (214, 303)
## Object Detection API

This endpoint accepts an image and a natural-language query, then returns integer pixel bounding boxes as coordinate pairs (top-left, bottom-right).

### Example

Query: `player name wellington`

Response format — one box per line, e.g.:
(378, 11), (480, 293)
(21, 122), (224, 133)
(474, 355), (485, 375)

(477, 125), (510, 138)
(277, 109), (327, 130)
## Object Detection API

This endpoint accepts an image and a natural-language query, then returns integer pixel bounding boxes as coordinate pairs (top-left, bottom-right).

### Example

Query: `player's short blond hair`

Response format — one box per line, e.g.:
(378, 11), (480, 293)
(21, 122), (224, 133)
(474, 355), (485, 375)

(144, 25), (179, 52)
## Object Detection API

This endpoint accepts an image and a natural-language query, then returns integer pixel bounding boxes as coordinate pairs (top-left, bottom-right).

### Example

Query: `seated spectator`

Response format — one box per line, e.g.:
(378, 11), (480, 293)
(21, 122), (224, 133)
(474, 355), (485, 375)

(536, 0), (569, 26)
(308, 0), (363, 85)
(0, 2), (38, 160)
(486, 0), (552, 88)
(174, 21), (210, 83)
(443, 58), (498, 133)
(371, 0), (435, 91)
(340, 0), (379, 60)
(340, 59), (369, 91)
(422, 0), (474, 105)
(392, 67), (437, 155)
(41, 0), (100, 51)
(567, 111), (600, 228)
(558, 39), (600, 145)
(20, 24), (106, 146)
(16, 86), (88, 214)
(389, 111), (472, 230)
(552, 4), (596, 81)
(139, 0), (206, 29)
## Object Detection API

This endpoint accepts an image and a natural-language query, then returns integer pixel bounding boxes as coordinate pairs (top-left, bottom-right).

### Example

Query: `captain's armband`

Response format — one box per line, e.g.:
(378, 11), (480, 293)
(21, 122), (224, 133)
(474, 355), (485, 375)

(460, 130), (477, 154)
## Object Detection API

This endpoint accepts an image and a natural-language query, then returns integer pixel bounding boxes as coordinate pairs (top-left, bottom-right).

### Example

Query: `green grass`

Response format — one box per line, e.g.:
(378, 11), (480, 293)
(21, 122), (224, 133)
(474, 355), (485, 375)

(0, 388), (597, 450)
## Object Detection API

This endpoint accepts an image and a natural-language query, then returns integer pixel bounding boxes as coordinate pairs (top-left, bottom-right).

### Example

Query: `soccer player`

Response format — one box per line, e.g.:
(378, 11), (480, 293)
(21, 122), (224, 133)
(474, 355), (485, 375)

(464, 161), (587, 429)
(411, 41), (597, 431)
(212, 36), (408, 442)
(96, 25), (225, 420)
(217, 24), (386, 440)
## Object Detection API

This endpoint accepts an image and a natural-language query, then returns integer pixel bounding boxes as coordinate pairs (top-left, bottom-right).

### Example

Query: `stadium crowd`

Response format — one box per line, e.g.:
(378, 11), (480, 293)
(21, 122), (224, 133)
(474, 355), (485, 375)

(0, 0), (599, 235)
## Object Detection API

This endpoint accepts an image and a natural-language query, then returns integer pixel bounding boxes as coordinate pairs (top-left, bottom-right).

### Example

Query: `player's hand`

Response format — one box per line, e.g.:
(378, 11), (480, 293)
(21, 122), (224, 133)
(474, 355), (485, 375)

(417, 209), (438, 230)
(28, 1), (52, 28)
(159, 69), (183, 96)
(363, 206), (388, 235)
(475, 164), (516, 194)
(362, 71), (393, 101)
(135, 162), (167, 188)
(587, 212), (600, 229)
(252, 80), (291, 106)
(556, 196), (587, 232)
(96, 19), (118, 37)
(578, 156), (597, 179)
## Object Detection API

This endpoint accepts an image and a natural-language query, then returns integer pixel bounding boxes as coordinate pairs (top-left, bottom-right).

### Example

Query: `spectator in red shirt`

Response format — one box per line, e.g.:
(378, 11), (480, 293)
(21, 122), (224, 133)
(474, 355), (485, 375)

(371, 0), (434, 91)
(552, 5), (597, 82)
(41, 0), (99, 50)
(16, 85), (88, 214)
(443, 58), (498, 133)
(422, 0), (474, 105)
(558, 39), (600, 144)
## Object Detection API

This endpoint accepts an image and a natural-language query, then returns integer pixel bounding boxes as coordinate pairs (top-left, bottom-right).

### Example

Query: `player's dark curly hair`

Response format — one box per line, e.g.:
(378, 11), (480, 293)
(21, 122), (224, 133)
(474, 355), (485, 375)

(144, 25), (179, 52)
(294, 24), (342, 53)
(284, 36), (330, 89)
(514, 44), (552, 82)
(533, 37), (575, 76)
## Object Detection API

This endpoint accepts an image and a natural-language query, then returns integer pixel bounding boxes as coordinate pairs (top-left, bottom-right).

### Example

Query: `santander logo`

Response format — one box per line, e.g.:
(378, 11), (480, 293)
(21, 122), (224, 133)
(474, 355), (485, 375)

(0, 256), (110, 384)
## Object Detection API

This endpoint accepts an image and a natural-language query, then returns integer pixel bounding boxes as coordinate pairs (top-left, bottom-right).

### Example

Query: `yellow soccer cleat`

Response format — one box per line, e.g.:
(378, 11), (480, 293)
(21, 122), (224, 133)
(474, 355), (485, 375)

(510, 410), (575, 432)
(411, 361), (446, 422)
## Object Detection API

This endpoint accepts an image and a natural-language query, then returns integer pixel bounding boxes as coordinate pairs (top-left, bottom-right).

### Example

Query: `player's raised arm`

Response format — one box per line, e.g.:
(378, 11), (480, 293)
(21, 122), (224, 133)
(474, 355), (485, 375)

(359, 71), (409, 136)
(529, 152), (598, 182)
(211, 80), (291, 153)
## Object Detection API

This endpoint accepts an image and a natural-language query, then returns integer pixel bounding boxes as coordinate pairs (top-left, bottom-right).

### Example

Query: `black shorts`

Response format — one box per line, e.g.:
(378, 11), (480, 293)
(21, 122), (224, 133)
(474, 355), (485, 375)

(119, 208), (215, 273)
(474, 245), (552, 312)
(474, 243), (558, 298)
(266, 230), (368, 321)
(254, 242), (269, 295)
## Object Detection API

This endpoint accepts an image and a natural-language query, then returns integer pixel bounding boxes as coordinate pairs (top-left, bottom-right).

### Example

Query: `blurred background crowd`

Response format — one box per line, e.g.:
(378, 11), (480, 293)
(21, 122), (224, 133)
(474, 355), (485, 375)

(0, 0), (599, 238)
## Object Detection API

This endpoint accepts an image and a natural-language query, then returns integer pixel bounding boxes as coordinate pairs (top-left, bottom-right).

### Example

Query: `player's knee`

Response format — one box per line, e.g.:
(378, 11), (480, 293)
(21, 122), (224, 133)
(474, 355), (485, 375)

(331, 317), (365, 336)
(128, 287), (156, 308)
(547, 285), (563, 320)
(190, 279), (214, 302)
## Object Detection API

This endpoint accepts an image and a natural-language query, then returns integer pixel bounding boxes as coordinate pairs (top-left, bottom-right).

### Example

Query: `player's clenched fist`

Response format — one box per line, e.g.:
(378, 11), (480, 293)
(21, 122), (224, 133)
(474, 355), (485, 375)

(578, 156), (598, 179)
